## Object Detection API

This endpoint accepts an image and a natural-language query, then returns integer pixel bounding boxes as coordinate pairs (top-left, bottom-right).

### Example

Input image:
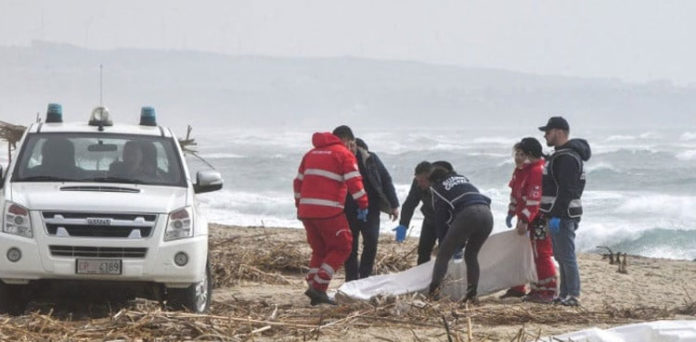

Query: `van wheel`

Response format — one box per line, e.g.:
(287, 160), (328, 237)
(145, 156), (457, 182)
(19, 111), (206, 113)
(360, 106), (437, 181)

(166, 262), (212, 313)
(0, 282), (27, 315)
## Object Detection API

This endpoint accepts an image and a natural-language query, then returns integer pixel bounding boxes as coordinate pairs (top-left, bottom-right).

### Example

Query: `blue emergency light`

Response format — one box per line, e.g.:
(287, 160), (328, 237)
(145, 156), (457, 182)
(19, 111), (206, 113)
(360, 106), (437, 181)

(140, 106), (157, 126)
(45, 103), (63, 123)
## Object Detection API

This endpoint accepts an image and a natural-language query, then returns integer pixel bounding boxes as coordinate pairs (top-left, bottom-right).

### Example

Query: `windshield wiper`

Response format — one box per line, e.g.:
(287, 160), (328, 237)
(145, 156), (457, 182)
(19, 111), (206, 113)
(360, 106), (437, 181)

(80, 176), (143, 184)
(18, 176), (74, 182)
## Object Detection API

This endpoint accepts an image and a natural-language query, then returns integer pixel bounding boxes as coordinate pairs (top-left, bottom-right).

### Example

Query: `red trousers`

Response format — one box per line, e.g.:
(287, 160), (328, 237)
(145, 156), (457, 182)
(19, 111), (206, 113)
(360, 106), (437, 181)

(302, 215), (353, 292)
(511, 232), (557, 296)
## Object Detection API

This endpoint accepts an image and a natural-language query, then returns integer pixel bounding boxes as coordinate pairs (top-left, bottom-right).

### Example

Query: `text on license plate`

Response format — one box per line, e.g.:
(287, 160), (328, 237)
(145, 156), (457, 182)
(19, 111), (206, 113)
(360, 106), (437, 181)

(76, 259), (122, 275)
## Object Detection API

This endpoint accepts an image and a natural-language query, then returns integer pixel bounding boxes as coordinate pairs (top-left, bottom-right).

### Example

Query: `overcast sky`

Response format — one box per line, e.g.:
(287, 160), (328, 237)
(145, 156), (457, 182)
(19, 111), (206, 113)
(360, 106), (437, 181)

(1, 0), (695, 85)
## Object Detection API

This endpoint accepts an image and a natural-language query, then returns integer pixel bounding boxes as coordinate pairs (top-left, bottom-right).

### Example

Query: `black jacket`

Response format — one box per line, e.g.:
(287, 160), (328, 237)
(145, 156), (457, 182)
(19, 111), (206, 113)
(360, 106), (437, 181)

(430, 173), (491, 229)
(399, 179), (434, 226)
(346, 148), (399, 214)
(540, 139), (591, 219)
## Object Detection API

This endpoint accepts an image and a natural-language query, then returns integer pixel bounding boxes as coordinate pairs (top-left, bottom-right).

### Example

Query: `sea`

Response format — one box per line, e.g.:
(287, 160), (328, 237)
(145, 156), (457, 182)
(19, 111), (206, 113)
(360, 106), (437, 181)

(3, 126), (696, 260)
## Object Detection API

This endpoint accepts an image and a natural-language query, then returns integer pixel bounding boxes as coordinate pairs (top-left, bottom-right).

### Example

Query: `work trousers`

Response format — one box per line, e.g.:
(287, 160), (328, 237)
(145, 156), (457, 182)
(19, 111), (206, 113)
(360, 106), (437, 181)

(303, 214), (353, 292)
(431, 204), (493, 294)
(344, 207), (381, 281)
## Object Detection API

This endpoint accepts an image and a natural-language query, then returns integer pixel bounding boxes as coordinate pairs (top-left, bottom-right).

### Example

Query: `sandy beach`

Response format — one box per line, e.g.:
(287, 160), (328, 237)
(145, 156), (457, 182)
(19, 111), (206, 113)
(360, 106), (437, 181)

(208, 224), (696, 341)
(2, 223), (694, 341)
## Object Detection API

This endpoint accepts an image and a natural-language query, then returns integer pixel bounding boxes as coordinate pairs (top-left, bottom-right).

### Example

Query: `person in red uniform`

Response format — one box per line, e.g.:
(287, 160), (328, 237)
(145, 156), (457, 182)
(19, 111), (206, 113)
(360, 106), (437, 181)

(293, 125), (369, 305)
(499, 137), (557, 303)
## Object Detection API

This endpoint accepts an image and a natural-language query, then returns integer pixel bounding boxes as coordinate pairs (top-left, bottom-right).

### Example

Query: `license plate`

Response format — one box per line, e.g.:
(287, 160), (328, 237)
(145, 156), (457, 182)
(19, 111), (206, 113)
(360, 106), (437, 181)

(76, 259), (122, 275)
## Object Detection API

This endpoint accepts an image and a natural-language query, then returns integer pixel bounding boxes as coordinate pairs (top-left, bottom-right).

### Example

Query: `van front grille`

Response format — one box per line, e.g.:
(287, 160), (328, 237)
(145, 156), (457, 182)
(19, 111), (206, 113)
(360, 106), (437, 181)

(49, 245), (148, 258)
(41, 212), (157, 238)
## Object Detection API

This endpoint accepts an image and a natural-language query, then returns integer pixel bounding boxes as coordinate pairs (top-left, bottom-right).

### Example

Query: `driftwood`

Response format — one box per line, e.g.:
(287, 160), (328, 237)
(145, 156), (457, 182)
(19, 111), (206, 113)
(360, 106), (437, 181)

(0, 120), (26, 164)
(597, 246), (617, 264)
(177, 124), (217, 169)
(618, 253), (629, 274)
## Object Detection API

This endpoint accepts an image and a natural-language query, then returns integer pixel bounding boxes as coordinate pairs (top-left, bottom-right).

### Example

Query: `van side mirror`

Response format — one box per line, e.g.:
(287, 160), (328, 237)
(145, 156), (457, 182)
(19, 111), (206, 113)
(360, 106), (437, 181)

(194, 170), (223, 194)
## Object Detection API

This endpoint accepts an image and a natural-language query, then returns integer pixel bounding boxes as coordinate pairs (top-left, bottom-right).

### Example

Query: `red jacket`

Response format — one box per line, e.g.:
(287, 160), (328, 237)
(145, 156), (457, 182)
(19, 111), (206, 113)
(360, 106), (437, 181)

(508, 159), (544, 223)
(294, 132), (369, 219)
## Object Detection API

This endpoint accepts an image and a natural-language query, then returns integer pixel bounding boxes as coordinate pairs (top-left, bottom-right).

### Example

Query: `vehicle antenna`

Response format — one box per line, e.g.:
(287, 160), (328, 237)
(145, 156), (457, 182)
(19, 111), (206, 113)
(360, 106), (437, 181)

(99, 64), (103, 106)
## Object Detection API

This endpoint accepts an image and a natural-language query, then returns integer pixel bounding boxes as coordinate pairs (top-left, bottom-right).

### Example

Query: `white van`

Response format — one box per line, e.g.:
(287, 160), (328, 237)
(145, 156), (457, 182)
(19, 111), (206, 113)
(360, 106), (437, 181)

(0, 105), (223, 314)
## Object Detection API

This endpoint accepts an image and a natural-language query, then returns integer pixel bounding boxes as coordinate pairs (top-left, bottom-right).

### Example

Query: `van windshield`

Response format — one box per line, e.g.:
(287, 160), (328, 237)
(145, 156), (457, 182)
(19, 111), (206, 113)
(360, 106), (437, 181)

(12, 133), (186, 187)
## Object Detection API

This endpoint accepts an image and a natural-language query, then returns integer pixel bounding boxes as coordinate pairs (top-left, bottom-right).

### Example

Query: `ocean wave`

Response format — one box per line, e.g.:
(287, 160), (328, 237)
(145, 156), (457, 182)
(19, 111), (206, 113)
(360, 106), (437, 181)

(601, 229), (696, 260)
(201, 153), (247, 159)
(0, 142), (7, 164)
(639, 132), (660, 139)
(197, 190), (298, 227)
(591, 145), (659, 155)
(605, 135), (637, 142)
(680, 132), (696, 141)
(471, 137), (518, 145)
(613, 194), (696, 221)
(675, 150), (696, 161)
(586, 162), (620, 174)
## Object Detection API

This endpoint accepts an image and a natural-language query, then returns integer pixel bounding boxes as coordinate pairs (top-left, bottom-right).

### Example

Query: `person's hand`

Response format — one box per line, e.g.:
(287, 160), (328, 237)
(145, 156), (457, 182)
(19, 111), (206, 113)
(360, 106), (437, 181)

(356, 208), (369, 222)
(389, 208), (399, 221)
(548, 217), (561, 234)
(505, 213), (514, 228)
(392, 225), (407, 242)
(516, 220), (528, 235)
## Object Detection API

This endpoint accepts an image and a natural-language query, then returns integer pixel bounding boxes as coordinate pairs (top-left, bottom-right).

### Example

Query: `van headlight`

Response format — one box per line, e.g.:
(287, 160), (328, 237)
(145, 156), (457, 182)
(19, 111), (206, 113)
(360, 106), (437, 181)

(3, 202), (33, 238)
(164, 207), (193, 241)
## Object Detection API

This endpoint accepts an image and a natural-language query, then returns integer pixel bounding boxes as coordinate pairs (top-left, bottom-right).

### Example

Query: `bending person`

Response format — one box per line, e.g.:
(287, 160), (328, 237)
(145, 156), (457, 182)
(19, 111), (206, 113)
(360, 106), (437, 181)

(394, 160), (454, 264)
(428, 167), (493, 303)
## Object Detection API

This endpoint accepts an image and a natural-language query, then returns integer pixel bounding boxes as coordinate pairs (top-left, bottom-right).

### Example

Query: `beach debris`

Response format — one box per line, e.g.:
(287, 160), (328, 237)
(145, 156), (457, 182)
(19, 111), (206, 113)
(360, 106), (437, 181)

(177, 125), (218, 169)
(0, 226), (689, 341)
(0, 120), (27, 163)
(618, 253), (629, 274)
(597, 246), (616, 264)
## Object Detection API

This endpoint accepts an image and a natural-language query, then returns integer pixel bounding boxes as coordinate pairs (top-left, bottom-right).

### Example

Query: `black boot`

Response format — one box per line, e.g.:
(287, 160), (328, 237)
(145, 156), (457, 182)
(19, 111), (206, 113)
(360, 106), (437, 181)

(428, 282), (441, 300)
(463, 284), (478, 304)
(305, 287), (336, 306)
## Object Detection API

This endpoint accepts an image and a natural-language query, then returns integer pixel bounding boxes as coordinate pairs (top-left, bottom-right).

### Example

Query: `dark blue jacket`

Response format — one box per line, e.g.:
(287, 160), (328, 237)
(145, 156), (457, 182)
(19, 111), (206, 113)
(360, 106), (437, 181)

(346, 148), (399, 214)
(430, 173), (491, 232)
(399, 179), (434, 226)
(540, 139), (591, 219)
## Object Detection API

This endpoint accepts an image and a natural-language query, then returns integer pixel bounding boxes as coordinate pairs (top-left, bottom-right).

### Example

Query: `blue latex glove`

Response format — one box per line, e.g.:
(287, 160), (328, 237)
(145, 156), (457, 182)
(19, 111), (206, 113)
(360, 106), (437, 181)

(548, 217), (561, 234)
(453, 249), (464, 261)
(356, 208), (369, 222)
(505, 214), (514, 228)
(392, 225), (407, 242)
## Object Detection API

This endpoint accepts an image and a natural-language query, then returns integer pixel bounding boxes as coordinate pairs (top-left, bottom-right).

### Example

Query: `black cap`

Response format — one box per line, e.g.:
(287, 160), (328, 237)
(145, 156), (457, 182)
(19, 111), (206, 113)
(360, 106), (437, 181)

(432, 160), (454, 172)
(517, 137), (543, 158)
(538, 116), (569, 132)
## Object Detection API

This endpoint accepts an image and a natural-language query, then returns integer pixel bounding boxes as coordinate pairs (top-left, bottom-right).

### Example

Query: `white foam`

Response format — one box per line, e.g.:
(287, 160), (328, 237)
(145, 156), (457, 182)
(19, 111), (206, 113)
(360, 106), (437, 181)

(614, 193), (696, 221)
(639, 132), (661, 139)
(680, 132), (696, 141)
(605, 135), (637, 142)
(675, 150), (696, 161)
(0, 141), (7, 165)
(591, 144), (658, 155)
(200, 153), (247, 159)
(471, 137), (518, 145)
(585, 162), (620, 173)
(197, 189), (300, 228)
